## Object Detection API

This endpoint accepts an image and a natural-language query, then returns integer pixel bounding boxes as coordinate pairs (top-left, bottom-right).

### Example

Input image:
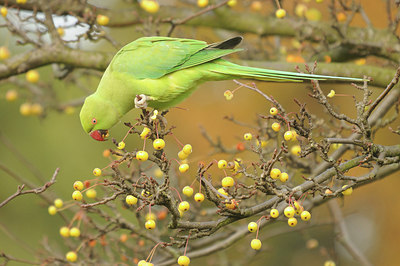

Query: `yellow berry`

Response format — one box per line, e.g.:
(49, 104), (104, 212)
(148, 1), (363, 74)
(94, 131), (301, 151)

(16, 0), (27, 4)
(275, 8), (286, 19)
(248, 222), (258, 232)
(305, 8), (322, 21)
(48, 205), (57, 215)
(256, 139), (268, 148)
(270, 107), (278, 115)
(136, 151), (149, 161)
(138, 260), (147, 266)
(178, 150), (189, 160)
(283, 131), (293, 141)
(290, 130), (298, 140)
(331, 143), (342, 150)
(324, 260), (336, 266)
(93, 167), (102, 176)
(295, 4), (307, 17)
(291, 145), (301, 156)
(218, 160), (227, 169)
(224, 90), (234, 100)
(19, 103), (32, 116)
(0, 7), (7, 17)
(179, 163), (189, 173)
(150, 109), (158, 120)
(125, 195), (138, 205)
(327, 90), (335, 98)
(31, 103), (43, 116)
(222, 176), (234, 187)
(293, 201), (301, 211)
(288, 217), (298, 227)
(178, 201), (190, 212)
(355, 58), (366, 65)
(72, 191), (83, 201)
(270, 208), (279, 218)
(26, 70), (39, 83)
(66, 251), (77, 262)
(301, 210), (311, 221)
(244, 133), (252, 141)
(117, 141), (126, 149)
(177, 255), (190, 266)
(194, 192), (204, 203)
(86, 189), (97, 199)
(5, 89), (18, 102)
(59, 226), (70, 237)
(217, 188), (228, 198)
(140, 127), (151, 139)
(341, 185), (353, 196)
(54, 198), (63, 208)
(272, 122), (281, 132)
(197, 0), (208, 8)
(270, 168), (281, 179)
(145, 212), (156, 221)
(280, 172), (289, 182)
(182, 144), (192, 155)
(182, 186), (194, 197)
(250, 239), (262, 250)
(96, 14), (110, 26)
(284, 206), (295, 218)
(57, 27), (65, 36)
(316, 0), (324, 2)
(0, 46), (10, 60)
(153, 139), (165, 150)
(64, 106), (75, 115)
(70, 227), (81, 237)
(141, 190), (151, 198)
(141, 0), (160, 13)
(154, 168), (163, 178)
(227, 0), (237, 7)
(73, 181), (84, 191)
(145, 219), (156, 230)
(225, 199), (237, 210)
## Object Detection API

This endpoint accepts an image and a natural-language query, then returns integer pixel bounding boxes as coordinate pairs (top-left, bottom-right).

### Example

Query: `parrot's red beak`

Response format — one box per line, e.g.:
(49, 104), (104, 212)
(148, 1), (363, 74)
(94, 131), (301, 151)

(90, 130), (109, 141)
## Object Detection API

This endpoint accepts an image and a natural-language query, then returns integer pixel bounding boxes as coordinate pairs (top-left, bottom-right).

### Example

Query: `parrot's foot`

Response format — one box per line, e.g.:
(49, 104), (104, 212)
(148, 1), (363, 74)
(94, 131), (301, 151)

(135, 94), (154, 109)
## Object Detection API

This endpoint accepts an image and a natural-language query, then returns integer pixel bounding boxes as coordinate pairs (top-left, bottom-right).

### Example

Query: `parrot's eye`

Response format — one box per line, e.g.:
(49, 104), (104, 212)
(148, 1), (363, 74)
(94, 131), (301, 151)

(91, 118), (97, 125)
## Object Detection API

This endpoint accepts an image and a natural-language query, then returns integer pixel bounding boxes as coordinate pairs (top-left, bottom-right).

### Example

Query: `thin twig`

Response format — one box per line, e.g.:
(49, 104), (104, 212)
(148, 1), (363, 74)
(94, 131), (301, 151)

(328, 200), (373, 266)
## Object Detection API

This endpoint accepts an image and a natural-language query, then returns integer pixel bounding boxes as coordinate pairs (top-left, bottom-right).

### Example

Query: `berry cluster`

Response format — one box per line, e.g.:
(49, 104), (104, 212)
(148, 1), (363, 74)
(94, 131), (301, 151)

(46, 103), (360, 264)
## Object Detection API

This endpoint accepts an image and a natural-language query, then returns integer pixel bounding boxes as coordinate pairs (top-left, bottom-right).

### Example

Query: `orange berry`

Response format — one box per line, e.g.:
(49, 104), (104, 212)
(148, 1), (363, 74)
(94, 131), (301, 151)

(250, 1), (262, 12)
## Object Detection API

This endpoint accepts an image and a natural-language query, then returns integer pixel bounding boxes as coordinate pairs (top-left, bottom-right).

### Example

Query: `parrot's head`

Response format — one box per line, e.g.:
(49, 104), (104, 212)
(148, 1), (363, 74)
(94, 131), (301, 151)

(80, 94), (121, 141)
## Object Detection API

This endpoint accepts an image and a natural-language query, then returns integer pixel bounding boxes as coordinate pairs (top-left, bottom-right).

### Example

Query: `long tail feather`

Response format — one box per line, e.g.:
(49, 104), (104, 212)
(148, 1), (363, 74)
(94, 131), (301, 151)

(211, 60), (366, 82)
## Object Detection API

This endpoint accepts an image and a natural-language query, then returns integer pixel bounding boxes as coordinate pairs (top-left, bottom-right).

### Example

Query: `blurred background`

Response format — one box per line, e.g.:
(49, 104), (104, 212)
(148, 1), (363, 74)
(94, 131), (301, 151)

(0, 1), (399, 265)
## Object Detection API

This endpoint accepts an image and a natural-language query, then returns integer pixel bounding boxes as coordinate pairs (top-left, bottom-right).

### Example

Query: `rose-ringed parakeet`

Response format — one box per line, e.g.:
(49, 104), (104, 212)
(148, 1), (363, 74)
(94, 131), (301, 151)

(80, 36), (364, 141)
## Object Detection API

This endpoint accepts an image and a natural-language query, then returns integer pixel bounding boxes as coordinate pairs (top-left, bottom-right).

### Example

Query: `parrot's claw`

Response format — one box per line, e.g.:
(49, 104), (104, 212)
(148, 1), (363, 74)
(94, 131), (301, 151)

(135, 94), (154, 109)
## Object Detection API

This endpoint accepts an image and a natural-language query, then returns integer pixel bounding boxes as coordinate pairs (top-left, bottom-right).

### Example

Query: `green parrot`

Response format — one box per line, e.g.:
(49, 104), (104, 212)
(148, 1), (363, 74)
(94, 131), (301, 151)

(80, 36), (364, 141)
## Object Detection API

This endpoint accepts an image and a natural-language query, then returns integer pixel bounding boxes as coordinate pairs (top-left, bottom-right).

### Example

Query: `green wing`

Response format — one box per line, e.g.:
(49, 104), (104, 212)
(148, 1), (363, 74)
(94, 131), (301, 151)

(109, 36), (242, 79)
